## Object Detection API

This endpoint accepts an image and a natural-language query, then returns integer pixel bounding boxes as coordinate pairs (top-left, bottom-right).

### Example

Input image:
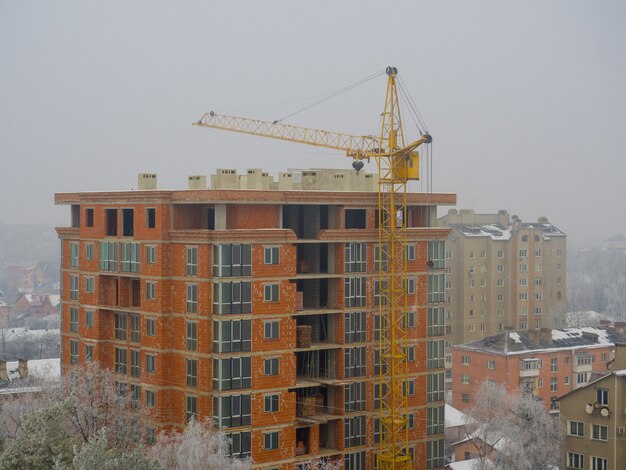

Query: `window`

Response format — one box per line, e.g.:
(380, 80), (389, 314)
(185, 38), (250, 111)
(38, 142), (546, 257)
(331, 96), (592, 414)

(374, 279), (388, 306)
(557, 249), (562, 257)
(535, 306), (542, 315)
(521, 234), (528, 242)
(406, 244), (416, 261)
(227, 431), (251, 459)
(577, 372), (588, 385)
(374, 245), (388, 271)
(146, 281), (156, 300)
(596, 388), (608, 405)
(213, 319), (252, 353)
(186, 395), (197, 422)
(497, 293), (504, 302)
(480, 279), (486, 287)
(461, 355), (470, 365)
(85, 344), (94, 361)
(344, 416), (366, 448)
(488, 360), (495, 370)
(519, 263), (528, 272)
(566, 453), (583, 470)
(426, 439), (444, 469)
(427, 307), (444, 336)
(550, 377), (557, 392)
(120, 242), (140, 273)
(115, 313), (127, 340)
(115, 348), (127, 374)
(565, 376), (570, 385)
(69, 275), (79, 300)
(186, 246), (198, 276)
(519, 321), (527, 330)
(345, 277), (366, 307)
(186, 321), (197, 351)
(146, 245), (156, 264)
(480, 250), (486, 259)
(461, 393), (470, 403)
(70, 340), (79, 364)
(130, 314), (140, 342)
(264, 283), (279, 302)
(186, 359), (198, 387)
(469, 294), (475, 303)
(264, 358), (279, 376)
(213, 244), (252, 277)
(568, 421), (584, 437)
(146, 390), (155, 408)
(519, 292), (528, 301)
(213, 395), (252, 428)
(212, 357), (252, 391)
(374, 349), (387, 375)
(186, 284), (198, 313)
(85, 243), (94, 261)
(70, 307), (79, 332)
(213, 282), (252, 314)
(427, 340), (444, 369)
(344, 311), (366, 343)
(403, 379), (415, 396)
(428, 240), (445, 268)
(122, 208), (134, 236)
(130, 350), (140, 377)
(264, 431), (279, 450)
(557, 263), (562, 271)
(105, 208), (118, 236)
(497, 264), (503, 272)
(519, 277), (528, 287)
(404, 277), (416, 295)
(496, 279), (504, 287)
(374, 382), (388, 410)
(344, 382), (366, 412)
(550, 357), (558, 372)
(85, 208), (94, 227)
(146, 208), (156, 228)
(146, 318), (156, 337)
(344, 347), (366, 377)
(469, 251), (475, 259)
(468, 324), (475, 332)
(428, 273), (445, 303)
(146, 354), (156, 373)
(264, 394), (279, 413)
(535, 263), (542, 272)
(264, 246), (280, 265)
(519, 249), (528, 257)
(344, 242), (366, 272)
(535, 292), (542, 301)
(85, 309), (94, 328)
(592, 424), (608, 441)
(591, 457), (608, 470)
(461, 374), (470, 384)
(427, 372), (445, 402)
(70, 242), (79, 267)
(427, 405), (444, 435)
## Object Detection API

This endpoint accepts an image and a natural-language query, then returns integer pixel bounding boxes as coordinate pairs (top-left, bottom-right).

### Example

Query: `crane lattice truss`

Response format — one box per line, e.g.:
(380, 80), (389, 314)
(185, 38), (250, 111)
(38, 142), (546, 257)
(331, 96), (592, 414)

(194, 67), (431, 470)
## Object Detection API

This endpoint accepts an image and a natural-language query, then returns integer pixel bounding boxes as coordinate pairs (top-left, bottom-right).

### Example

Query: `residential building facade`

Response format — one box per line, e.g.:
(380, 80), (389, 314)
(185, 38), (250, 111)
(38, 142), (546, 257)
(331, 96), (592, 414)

(55, 169), (456, 469)
(559, 344), (626, 470)
(451, 327), (623, 411)
(438, 209), (567, 393)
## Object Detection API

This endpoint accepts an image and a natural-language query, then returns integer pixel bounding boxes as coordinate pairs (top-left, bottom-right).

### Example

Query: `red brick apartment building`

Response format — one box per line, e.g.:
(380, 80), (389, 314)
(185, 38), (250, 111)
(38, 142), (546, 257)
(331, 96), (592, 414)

(55, 169), (455, 469)
(452, 327), (624, 412)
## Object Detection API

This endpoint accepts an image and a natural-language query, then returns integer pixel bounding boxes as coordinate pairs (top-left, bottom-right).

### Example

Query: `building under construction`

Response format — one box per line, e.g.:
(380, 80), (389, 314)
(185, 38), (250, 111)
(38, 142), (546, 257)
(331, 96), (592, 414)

(55, 168), (454, 469)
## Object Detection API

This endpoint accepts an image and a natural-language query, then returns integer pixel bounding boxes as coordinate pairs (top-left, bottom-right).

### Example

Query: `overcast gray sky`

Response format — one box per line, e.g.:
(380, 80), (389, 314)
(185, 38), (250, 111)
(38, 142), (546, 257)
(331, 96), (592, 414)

(1, 1), (624, 244)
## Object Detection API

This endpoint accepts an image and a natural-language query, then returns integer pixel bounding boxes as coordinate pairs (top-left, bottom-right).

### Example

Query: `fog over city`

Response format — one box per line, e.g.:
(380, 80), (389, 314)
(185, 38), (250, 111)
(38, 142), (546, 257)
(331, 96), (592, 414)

(1, 1), (625, 244)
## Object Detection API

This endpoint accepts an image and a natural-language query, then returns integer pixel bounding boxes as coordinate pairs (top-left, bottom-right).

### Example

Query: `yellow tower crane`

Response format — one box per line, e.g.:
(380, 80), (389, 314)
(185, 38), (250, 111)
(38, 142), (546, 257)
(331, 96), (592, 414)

(194, 66), (432, 470)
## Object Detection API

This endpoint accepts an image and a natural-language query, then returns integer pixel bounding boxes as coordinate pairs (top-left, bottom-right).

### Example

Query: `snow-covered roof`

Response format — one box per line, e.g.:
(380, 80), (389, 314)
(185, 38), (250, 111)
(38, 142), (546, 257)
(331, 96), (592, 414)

(48, 294), (61, 307)
(450, 223), (512, 241)
(447, 459), (494, 470)
(0, 328), (60, 342)
(456, 327), (624, 356)
(5, 358), (60, 381)
(445, 404), (471, 428)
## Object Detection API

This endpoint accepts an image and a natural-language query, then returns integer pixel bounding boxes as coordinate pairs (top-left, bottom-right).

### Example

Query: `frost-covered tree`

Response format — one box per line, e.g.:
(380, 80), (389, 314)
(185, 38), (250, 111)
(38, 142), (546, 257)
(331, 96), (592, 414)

(0, 401), (74, 470)
(148, 418), (251, 470)
(463, 381), (560, 470)
(60, 429), (160, 470)
(297, 457), (342, 469)
(62, 361), (147, 450)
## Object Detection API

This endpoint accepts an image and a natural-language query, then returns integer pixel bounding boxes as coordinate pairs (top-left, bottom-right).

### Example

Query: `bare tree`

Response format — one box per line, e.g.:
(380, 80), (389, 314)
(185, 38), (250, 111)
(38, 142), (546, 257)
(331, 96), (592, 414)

(147, 418), (251, 470)
(462, 381), (560, 470)
(61, 361), (148, 450)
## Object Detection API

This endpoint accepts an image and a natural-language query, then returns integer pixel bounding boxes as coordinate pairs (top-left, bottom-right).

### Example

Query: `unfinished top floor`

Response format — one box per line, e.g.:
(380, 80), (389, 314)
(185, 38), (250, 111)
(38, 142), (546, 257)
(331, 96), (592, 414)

(55, 171), (456, 240)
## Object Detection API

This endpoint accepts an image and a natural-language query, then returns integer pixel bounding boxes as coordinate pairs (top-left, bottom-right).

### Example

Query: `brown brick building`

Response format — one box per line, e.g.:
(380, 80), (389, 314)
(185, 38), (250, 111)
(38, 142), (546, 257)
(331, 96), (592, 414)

(55, 169), (455, 469)
(451, 327), (623, 412)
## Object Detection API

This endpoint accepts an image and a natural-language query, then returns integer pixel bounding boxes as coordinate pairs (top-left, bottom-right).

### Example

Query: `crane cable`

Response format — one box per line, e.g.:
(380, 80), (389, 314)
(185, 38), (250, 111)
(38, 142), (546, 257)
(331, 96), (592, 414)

(273, 69), (387, 124)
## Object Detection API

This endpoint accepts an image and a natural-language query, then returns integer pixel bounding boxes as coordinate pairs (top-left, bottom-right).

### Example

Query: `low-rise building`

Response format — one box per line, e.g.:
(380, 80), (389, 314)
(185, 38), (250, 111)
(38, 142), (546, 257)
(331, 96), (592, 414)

(559, 344), (626, 470)
(452, 327), (623, 411)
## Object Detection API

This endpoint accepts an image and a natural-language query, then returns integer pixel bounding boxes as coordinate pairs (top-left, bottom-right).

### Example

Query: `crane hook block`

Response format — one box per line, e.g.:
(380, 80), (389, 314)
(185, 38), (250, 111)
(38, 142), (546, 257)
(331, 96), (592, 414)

(424, 133), (433, 144)
(386, 66), (398, 76)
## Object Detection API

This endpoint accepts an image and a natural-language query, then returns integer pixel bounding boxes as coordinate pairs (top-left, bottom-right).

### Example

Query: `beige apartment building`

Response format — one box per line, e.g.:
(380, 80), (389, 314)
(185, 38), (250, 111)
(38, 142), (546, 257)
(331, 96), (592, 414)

(438, 209), (567, 384)
(559, 344), (626, 470)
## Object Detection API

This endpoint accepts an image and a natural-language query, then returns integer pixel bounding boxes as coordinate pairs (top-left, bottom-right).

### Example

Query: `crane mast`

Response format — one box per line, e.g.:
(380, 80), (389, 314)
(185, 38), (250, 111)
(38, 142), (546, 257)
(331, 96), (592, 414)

(194, 66), (431, 470)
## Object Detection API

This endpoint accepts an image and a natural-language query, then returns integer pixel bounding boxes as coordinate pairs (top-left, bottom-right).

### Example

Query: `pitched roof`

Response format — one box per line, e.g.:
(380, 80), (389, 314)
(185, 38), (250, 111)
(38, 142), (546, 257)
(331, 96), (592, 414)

(455, 327), (624, 356)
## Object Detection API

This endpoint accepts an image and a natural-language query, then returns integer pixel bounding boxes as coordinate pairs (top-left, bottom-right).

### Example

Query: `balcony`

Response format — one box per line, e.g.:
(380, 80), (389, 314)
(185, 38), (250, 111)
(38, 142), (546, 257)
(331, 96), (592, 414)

(519, 358), (541, 378)
(573, 354), (594, 373)
(294, 315), (339, 352)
